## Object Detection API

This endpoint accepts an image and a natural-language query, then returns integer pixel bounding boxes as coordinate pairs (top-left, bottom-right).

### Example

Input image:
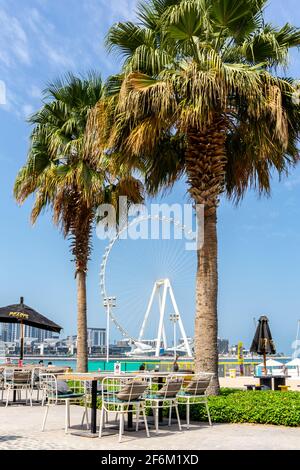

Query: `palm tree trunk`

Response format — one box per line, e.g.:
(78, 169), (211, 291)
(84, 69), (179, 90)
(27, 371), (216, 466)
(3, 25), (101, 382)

(186, 120), (227, 395)
(194, 209), (219, 394)
(76, 270), (88, 372)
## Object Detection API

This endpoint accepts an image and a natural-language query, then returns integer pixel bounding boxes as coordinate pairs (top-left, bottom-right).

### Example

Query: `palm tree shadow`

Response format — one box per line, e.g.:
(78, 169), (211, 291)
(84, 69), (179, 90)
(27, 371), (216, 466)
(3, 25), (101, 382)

(0, 435), (21, 442)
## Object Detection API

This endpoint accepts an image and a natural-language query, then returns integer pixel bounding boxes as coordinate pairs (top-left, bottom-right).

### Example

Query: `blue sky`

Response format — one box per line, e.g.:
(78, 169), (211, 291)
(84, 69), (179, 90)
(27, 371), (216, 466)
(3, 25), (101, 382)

(1, 0), (300, 354)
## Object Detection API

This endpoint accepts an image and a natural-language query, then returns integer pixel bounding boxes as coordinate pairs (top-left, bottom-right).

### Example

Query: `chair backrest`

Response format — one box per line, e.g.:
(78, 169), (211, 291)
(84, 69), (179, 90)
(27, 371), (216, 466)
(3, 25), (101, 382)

(3, 368), (32, 385)
(13, 370), (32, 385)
(39, 373), (58, 402)
(102, 376), (149, 410)
(156, 375), (183, 399)
(184, 373), (213, 396)
(117, 380), (148, 402)
(3, 367), (13, 384)
(31, 367), (43, 385)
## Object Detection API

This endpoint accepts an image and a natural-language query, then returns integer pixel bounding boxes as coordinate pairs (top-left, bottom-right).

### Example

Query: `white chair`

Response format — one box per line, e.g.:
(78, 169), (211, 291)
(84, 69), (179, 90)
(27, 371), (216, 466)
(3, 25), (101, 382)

(31, 367), (47, 402)
(145, 375), (183, 433)
(99, 376), (150, 442)
(4, 369), (33, 407)
(0, 368), (4, 402)
(177, 372), (213, 428)
(40, 373), (86, 434)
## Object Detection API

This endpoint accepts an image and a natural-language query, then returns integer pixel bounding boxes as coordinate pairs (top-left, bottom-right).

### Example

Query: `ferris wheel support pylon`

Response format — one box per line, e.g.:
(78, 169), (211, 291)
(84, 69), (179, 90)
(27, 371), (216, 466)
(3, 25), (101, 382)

(138, 278), (192, 357)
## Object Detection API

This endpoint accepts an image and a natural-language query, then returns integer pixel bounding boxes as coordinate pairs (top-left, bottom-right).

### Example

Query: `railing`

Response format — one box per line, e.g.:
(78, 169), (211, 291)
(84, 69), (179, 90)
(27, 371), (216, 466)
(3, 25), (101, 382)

(218, 362), (260, 377)
(98, 360), (259, 377)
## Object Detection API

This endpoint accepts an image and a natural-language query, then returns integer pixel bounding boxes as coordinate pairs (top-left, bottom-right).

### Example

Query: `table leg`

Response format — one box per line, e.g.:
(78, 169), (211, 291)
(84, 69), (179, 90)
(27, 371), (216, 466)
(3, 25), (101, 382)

(91, 380), (98, 434)
(127, 405), (133, 428)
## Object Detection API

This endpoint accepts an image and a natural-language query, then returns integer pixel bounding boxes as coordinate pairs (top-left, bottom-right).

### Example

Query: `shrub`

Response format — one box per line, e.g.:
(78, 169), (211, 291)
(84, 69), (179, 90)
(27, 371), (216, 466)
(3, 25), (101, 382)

(176, 390), (300, 427)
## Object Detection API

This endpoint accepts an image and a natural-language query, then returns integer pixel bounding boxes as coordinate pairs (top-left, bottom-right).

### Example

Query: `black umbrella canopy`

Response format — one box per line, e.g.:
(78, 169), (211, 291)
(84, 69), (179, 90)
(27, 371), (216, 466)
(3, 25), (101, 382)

(0, 297), (61, 333)
(250, 316), (276, 355)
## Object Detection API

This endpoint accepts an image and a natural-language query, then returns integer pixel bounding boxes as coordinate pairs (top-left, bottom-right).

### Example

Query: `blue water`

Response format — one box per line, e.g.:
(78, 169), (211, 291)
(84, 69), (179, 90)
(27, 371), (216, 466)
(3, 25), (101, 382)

(20, 356), (291, 373)
(25, 358), (166, 372)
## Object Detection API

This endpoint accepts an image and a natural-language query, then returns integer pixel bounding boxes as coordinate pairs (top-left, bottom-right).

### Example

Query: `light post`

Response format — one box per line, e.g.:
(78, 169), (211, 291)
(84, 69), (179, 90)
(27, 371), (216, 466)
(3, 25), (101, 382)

(169, 313), (179, 360)
(103, 296), (116, 363)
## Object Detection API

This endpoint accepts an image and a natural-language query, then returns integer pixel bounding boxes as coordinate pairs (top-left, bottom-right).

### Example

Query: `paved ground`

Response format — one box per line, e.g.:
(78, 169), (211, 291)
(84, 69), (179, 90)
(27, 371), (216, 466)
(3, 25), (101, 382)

(220, 377), (300, 391)
(1, 403), (300, 450)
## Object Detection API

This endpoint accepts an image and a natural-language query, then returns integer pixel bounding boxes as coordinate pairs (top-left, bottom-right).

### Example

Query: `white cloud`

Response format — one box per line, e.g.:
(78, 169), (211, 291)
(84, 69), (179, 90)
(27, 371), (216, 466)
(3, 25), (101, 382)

(0, 8), (31, 67)
(40, 40), (75, 68)
(0, 0), (140, 117)
(29, 85), (42, 99)
(22, 104), (34, 117)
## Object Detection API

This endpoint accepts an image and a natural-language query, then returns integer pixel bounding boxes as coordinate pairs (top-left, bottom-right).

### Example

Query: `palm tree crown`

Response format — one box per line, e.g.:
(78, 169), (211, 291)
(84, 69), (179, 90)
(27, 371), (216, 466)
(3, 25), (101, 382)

(15, 73), (143, 372)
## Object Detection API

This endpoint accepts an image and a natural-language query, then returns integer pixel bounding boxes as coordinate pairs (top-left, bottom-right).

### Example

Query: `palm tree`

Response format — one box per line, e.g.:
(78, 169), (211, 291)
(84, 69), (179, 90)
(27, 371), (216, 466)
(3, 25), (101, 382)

(91, 0), (300, 393)
(14, 73), (143, 372)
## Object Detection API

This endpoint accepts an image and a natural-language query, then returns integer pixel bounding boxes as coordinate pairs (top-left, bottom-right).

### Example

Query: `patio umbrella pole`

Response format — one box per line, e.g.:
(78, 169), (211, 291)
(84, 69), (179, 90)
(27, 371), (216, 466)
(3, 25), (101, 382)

(19, 296), (24, 361)
(20, 321), (24, 361)
(263, 351), (267, 376)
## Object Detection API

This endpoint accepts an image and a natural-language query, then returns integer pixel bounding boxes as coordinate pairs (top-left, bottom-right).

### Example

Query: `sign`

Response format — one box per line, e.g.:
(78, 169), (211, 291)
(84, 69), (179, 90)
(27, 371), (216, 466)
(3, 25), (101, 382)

(9, 311), (29, 320)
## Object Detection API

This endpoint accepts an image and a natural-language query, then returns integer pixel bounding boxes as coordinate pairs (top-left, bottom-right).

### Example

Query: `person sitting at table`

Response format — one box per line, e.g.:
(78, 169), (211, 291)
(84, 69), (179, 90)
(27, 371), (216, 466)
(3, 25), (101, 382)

(139, 363), (146, 371)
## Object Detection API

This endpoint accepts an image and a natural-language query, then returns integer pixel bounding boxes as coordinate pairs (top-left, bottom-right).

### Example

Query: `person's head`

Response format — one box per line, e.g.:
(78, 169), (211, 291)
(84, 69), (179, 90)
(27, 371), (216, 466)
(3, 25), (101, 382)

(38, 360), (44, 365)
(47, 361), (53, 366)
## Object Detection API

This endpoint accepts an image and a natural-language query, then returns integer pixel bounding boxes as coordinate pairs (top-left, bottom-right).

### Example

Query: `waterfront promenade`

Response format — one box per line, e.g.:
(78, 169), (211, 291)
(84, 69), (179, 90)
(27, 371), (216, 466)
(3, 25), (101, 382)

(1, 405), (300, 450)
(220, 377), (300, 390)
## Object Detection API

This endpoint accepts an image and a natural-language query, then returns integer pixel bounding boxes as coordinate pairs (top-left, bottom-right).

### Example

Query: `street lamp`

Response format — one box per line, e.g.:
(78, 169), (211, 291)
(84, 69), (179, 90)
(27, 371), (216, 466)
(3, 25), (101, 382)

(103, 296), (116, 363)
(169, 313), (179, 360)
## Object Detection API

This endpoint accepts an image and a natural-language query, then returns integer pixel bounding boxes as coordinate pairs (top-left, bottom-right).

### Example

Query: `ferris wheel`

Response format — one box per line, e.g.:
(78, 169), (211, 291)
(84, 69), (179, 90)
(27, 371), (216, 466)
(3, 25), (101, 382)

(99, 214), (196, 359)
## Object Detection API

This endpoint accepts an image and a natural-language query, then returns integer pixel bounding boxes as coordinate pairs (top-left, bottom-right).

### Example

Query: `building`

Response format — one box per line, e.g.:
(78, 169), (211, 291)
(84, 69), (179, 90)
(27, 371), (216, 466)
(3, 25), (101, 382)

(217, 338), (229, 355)
(0, 323), (56, 343)
(87, 327), (106, 350)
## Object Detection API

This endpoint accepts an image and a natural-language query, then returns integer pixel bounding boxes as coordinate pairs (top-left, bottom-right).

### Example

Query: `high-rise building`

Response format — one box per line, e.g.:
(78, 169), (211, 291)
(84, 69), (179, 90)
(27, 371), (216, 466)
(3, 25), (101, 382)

(0, 323), (56, 343)
(217, 338), (229, 354)
(87, 327), (106, 351)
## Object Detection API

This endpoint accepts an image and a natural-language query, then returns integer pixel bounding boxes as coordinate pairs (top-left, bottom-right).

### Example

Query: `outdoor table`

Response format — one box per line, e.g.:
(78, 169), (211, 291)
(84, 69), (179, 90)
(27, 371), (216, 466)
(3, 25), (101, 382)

(59, 371), (192, 436)
(254, 375), (290, 391)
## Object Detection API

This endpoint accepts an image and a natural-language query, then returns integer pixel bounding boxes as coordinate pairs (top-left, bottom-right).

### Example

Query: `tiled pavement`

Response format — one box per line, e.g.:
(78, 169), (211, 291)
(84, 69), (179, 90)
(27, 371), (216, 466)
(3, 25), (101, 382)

(1, 403), (300, 450)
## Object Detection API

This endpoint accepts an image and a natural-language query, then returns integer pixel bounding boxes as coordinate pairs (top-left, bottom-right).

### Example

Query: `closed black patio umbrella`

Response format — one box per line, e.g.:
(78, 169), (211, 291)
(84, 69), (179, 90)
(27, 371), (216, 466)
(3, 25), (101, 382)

(250, 315), (276, 375)
(0, 297), (62, 360)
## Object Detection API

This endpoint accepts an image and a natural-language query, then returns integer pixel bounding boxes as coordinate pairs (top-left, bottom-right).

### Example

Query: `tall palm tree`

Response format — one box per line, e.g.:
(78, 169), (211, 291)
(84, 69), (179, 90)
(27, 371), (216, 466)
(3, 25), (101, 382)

(91, 0), (300, 393)
(14, 73), (143, 372)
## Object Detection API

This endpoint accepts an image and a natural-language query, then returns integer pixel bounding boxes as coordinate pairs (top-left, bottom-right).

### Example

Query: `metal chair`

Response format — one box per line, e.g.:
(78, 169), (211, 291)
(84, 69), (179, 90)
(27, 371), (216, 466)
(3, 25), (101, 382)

(31, 367), (47, 402)
(99, 376), (150, 442)
(4, 368), (33, 407)
(40, 373), (85, 434)
(145, 375), (183, 433)
(0, 368), (4, 403)
(177, 372), (213, 428)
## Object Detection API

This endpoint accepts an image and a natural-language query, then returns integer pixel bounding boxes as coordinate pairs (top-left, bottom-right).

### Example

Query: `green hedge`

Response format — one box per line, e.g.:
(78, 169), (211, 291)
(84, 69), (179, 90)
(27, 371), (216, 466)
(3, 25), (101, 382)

(175, 388), (300, 427)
